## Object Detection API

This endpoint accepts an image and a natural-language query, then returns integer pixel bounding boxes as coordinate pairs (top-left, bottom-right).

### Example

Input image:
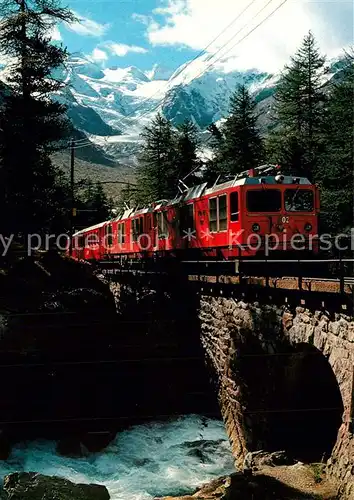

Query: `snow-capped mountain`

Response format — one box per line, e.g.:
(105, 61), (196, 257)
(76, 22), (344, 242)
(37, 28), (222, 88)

(52, 52), (279, 163)
(62, 52), (275, 132)
(0, 51), (345, 168)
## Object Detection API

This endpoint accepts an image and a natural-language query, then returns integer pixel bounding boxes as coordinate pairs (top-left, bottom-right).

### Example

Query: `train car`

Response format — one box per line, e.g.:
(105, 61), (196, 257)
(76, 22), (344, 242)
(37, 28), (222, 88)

(71, 221), (107, 261)
(70, 165), (320, 262)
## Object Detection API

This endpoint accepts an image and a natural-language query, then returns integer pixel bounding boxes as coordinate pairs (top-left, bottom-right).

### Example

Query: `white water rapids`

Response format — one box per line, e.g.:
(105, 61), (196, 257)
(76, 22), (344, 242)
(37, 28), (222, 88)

(0, 415), (235, 499)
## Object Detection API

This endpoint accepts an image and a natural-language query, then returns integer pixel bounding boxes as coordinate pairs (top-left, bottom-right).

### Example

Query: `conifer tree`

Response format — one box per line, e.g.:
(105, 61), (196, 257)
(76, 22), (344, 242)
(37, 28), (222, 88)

(77, 181), (112, 228)
(202, 123), (225, 185)
(316, 50), (354, 233)
(137, 113), (177, 203)
(272, 31), (327, 178)
(214, 84), (264, 175)
(0, 0), (74, 235)
(175, 119), (201, 187)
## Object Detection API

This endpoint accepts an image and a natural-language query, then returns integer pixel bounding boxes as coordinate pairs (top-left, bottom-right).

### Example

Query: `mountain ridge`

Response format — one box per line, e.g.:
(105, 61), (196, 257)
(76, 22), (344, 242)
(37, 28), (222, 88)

(0, 52), (347, 168)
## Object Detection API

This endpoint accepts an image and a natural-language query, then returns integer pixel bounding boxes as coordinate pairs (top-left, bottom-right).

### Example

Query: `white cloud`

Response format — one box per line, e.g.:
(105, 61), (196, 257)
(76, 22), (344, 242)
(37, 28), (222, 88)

(102, 41), (148, 57)
(49, 25), (62, 42)
(90, 48), (108, 62)
(132, 13), (160, 32)
(67, 12), (110, 37)
(132, 13), (151, 26)
(143, 0), (353, 72)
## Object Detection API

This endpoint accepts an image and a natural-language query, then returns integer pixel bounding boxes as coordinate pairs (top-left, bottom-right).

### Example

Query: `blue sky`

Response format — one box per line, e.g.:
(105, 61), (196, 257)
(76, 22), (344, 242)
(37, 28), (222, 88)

(58, 0), (198, 73)
(56, 0), (353, 74)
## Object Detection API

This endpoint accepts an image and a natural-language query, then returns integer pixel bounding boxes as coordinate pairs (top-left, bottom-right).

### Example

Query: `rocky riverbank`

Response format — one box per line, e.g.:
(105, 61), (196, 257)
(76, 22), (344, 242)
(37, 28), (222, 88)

(0, 251), (118, 452)
(0, 251), (218, 459)
(0, 464), (338, 500)
(0, 473), (110, 499)
(157, 464), (338, 500)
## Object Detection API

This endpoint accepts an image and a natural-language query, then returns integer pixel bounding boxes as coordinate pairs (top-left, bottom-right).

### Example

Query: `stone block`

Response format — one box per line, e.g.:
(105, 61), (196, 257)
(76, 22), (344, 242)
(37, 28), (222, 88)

(282, 312), (293, 330)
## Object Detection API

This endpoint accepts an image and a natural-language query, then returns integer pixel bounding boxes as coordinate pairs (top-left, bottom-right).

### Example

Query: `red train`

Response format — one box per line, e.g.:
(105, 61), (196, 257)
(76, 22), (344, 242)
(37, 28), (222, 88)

(70, 165), (320, 263)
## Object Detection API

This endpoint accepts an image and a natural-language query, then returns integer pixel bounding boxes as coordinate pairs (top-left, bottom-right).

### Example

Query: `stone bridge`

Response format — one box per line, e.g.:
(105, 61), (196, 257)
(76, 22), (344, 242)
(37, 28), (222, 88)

(107, 266), (354, 498)
(198, 288), (354, 498)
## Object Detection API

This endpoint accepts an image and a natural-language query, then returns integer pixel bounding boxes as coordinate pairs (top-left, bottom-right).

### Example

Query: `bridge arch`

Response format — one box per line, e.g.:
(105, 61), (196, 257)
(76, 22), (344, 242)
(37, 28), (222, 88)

(271, 342), (344, 462)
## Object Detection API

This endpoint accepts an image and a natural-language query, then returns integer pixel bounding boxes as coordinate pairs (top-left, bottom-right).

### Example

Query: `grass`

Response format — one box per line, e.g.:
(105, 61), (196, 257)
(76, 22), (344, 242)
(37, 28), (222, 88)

(310, 463), (326, 484)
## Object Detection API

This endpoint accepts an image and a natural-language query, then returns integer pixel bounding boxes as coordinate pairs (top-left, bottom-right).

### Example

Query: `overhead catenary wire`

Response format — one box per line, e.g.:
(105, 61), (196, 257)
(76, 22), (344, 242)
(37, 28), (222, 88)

(201, 0), (277, 67)
(97, 0), (262, 126)
(68, 0), (279, 143)
(183, 0), (289, 85)
(60, 0), (289, 155)
(107, 0), (289, 127)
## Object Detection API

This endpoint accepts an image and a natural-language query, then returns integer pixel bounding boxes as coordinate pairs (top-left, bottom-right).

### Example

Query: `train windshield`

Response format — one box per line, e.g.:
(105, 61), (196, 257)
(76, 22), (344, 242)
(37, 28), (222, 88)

(247, 189), (281, 212)
(285, 189), (314, 212)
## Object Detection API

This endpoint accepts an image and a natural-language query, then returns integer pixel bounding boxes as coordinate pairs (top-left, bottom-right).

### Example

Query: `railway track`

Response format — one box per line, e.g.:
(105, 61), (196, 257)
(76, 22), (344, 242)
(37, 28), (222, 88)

(99, 257), (354, 297)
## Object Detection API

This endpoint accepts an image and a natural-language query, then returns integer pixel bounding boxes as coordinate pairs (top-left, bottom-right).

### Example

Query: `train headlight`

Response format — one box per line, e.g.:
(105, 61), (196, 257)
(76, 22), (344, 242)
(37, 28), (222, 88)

(252, 223), (260, 232)
(304, 223), (312, 232)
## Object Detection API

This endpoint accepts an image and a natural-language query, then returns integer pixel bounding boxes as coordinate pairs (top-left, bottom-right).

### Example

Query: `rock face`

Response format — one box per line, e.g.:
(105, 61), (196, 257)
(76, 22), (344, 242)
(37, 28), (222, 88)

(156, 466), (338, 499)
(243, 450), (295, 469)
(199, 295), (354, 498)
(0, 252), (117, 450)
(1, 473), (110, 499)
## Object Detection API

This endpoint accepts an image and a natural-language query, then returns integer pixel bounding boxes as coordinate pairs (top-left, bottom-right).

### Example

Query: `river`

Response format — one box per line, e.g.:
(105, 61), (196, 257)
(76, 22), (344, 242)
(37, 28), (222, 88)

(0, 415), (235, 499)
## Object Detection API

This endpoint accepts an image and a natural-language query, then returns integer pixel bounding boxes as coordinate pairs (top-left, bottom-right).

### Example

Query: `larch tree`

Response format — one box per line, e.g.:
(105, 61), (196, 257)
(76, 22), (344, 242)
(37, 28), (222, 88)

(0, 0), (75, 236)
(137, 113), (177, 203)
(316, 49), (354, 233)
(271, 31), (327, 179)
(76, 181), (113, 229)
(175, 119), (201, 188)
(215, 84), (264, 176)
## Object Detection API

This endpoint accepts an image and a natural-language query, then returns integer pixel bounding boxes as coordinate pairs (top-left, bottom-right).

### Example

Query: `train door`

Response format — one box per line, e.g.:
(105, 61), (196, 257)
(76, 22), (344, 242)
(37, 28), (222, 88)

(229, 190), (242, 254)
(152, 210), (169, 252)
(145, 213), (154, 254)
(97, 226), (104, 260)
(77, 234), (85, 260)
(104, 223), (114, 256)
(180, 203), (195, 249)
(118, 221), (126, 252)
(208, 194), (228, 249)
(152, 212), (158, 249)
(139, 214), (152, 253)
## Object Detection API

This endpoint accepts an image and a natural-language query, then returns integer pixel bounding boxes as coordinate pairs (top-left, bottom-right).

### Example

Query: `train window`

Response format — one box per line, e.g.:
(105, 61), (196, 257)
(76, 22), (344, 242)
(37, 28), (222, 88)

(118, 223), (126, 245)
(105, 224), (113, 247)
(78, 235), (85, 248)
(209, 198), (218, 232)
(132, 218), (143, 242)
(230, 192), (239, 222)
(209, 195), (227, 232)
(87, 233), (99, 247)
(157, 211), (168, 239)
(180, 203), (194, 232)
(285, 189), (314, 212)
(132, 220), (137, 241)
(247, 189), (281, 212)
(219, 195), (227, 231)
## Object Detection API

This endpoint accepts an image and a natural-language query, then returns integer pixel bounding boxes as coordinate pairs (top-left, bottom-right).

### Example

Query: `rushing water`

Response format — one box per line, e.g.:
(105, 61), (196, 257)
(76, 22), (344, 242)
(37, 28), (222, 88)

(0, 415), (235, 499)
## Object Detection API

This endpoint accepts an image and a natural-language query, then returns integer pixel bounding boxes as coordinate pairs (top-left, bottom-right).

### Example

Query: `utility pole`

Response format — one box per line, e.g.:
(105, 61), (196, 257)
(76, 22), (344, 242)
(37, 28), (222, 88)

(69, 138), (76, 256)
(127, 182), (131, 208)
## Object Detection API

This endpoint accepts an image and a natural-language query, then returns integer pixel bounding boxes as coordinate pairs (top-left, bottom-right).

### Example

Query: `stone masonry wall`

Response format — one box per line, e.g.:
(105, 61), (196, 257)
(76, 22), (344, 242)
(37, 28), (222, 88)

(199, 295), (354, 498)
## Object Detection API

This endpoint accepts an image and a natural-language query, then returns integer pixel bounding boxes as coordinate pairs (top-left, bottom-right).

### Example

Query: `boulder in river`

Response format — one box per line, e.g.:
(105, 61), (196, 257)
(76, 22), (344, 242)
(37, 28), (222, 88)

(1, 472), (110, 499)
(243, 450), (295, 470)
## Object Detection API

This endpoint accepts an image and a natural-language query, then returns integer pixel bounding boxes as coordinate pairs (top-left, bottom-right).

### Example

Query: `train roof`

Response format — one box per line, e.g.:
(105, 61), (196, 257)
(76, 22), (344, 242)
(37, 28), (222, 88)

(73, 221), (107, 237)
(204, 175), (312, 196)
(78, 171), (313, 228)
(112, 175), (313, 219)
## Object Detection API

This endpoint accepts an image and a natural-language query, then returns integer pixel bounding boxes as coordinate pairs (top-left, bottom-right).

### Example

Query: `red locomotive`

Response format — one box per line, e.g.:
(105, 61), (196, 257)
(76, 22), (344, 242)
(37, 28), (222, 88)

(70, 165), (320, 263)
